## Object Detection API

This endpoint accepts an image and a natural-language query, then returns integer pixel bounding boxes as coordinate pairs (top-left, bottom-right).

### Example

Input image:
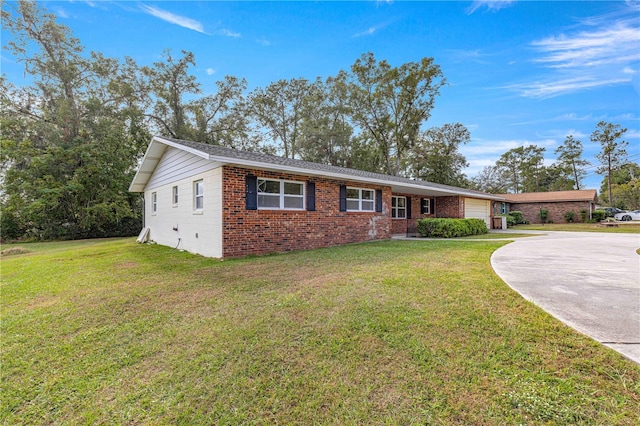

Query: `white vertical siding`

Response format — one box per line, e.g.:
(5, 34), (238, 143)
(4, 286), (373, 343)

(145, 166), (223, 258)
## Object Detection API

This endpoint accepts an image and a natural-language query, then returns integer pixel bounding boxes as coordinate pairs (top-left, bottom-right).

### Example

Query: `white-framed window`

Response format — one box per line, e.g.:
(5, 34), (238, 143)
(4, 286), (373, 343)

(347, 187), (375, 212)
(392, 196), (406, 219)
(257, 178), (304, 210)
(194, 180), (204, 211)
(421, 198), (431, 215)
(151, 192), (157, 214)
(172, 186), (179, 206)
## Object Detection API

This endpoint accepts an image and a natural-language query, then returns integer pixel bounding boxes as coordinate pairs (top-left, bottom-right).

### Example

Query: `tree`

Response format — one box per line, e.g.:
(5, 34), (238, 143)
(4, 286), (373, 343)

(247, 78), (314, 159)
(495, 145), (546, 193)
(591, 121), (628, 206)
(298, 74), (354, 167)
(599, 163), (640, 209)
(554, 135), (590, 190)
(1, 0), (148, 240)
(141, 49), (200, 139)
(470, 165), (509, 193)
(347, 52), (446, 176)
(410, 123), (470, 186)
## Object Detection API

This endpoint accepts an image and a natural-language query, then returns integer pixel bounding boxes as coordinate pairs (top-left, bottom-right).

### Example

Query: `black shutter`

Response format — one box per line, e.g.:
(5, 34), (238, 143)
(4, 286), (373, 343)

(339, 185), (347, 212)
(246, 175), (257, 210)
(307, 181), (316, 211)
(420, 198), (427, 214)
(376, 189), (383, 212)
(430, 198), (435, 215)
(406, 196), (412, 219)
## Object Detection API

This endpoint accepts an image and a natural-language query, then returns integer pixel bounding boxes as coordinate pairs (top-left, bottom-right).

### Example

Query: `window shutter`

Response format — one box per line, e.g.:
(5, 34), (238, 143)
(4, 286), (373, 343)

(420, 198), (427, 214)
(246, 175), (257, 210)
(376, 189), (383, 213)
(430, 198), (435, 215)
(339, 185), (347, 212)
(307, 181), (316, 211)
(406, 196), (412, 219)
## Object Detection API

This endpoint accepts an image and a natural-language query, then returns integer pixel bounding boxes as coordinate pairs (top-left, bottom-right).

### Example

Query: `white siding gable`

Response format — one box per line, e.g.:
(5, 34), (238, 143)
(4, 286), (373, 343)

(146, 146), (218, 191)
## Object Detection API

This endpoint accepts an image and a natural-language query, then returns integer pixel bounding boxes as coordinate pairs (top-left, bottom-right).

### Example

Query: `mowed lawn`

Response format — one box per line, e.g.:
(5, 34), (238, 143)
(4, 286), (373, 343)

(2, 238), (639, 424)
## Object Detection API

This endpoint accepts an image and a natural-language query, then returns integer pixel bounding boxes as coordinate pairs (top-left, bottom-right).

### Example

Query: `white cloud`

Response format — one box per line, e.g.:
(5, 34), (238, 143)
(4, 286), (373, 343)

(505, 76), (630, 99)
(510, 10), (640, 99)
(220, 29), (241, 38)
(139, 4), (208, 34)
(206, 68), (215, 76)
(256, 37), (271, 46)
(54, 7), (69, 18)
(353, 26), (378, 38)
(532, 22), (640, 69)
(466, 0), (516, 15)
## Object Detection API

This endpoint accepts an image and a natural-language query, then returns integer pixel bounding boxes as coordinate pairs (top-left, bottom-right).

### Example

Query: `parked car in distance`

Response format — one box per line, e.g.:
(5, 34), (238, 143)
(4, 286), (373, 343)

(602, 207), (624, 217)
(614, 210), (640, 221)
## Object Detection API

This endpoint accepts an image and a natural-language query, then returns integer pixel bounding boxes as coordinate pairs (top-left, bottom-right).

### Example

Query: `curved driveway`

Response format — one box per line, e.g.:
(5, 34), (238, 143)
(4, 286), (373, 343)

(491, 231), (640, 363)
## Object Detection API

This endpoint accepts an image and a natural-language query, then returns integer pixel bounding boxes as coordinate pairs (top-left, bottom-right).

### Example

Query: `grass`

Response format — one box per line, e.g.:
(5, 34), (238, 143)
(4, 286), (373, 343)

(512, 222), (640, 233)
(2, 238), (639, 424)
(455, 232), (540, 240)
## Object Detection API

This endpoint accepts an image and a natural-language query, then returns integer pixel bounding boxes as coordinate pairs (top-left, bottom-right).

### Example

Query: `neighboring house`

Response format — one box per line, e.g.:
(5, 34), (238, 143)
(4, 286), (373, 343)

(498, 190), (598, 224)
(129, 136), (503, 258)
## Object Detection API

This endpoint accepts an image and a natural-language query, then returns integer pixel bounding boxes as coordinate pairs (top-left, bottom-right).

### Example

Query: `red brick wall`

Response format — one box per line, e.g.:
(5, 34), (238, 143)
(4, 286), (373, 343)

(511, 201), (594, 224)
(435, 196), (463, 219)
(390, 194), (436, 234)
(222, 166), (392, 258)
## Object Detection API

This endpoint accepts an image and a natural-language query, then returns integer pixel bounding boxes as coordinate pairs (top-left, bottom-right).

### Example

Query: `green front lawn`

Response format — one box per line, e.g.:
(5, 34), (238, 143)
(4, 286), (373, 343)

(512, 223), (640, 233)
(2, 238), (639, 424)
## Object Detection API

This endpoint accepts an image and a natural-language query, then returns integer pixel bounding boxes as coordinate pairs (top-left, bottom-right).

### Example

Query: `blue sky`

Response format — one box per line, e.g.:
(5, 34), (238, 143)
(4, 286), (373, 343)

(2, 1), (639, 190)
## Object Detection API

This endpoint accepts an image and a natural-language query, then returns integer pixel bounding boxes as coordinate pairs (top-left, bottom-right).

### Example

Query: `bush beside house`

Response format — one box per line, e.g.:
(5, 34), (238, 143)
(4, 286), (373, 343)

(417, 218), (488, 238)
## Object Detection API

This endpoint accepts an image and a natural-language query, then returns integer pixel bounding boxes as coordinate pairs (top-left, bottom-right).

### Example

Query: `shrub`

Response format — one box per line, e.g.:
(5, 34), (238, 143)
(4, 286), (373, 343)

(564, 211), (575, 223)
(580, 209), (588, 222)
(417, 218), (488, 238)
(506, 210), (528, 227)
(592, 209), (606, 222)
(539, 209), (549, 224)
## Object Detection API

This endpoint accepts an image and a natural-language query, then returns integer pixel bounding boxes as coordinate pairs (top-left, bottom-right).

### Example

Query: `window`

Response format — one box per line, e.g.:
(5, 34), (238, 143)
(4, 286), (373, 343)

(151, 192), (157, 214)
(421, 198), (431, 215)
(172, 186), (179, 205)
(194, 180), (204, 211)
(501, 202), (509, 215)
(392, 196), (406, 219)
(257, 178), (304, 210)
(347, 187), (375, 212)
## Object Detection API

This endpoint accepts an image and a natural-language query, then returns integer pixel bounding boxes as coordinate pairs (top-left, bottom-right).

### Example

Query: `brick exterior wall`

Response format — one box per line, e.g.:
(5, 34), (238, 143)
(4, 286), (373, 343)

(510, 201), (594, 224)
(222, 166), (392, 258)
(390, 194), (436, 234)
(435, 196), (463, 219)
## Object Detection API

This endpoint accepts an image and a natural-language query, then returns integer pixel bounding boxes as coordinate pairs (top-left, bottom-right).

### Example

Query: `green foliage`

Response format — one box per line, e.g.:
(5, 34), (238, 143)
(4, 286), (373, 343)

(409, 123), (470, 186)
(580, 209), (589, 222)
(416, 218), (488, 238)
(591, 121), (629, 206)
(348, 52), (446, 176)
(1, 0), (147, 240)
(539, 209), (549, 224)
(592, 210), (606, 222)
(507, 211), (527, 226)
(554, 135), (590, 190)
(564, 211), (575, 223)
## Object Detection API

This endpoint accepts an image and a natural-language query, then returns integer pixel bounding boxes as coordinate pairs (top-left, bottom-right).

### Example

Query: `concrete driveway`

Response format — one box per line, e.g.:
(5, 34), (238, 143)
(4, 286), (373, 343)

(491, 231), (640, 363)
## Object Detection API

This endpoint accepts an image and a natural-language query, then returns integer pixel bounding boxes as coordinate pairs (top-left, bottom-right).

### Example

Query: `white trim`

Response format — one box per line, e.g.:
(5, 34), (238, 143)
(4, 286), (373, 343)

(257, 178), (305, 210)
(391, 196), (407, 219)
(194, 180), (204, 212)
(346, 187), (375, 212)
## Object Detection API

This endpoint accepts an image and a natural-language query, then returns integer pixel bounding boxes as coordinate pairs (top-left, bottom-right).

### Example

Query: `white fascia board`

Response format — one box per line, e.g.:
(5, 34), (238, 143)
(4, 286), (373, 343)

(153, 136), (210, 159)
